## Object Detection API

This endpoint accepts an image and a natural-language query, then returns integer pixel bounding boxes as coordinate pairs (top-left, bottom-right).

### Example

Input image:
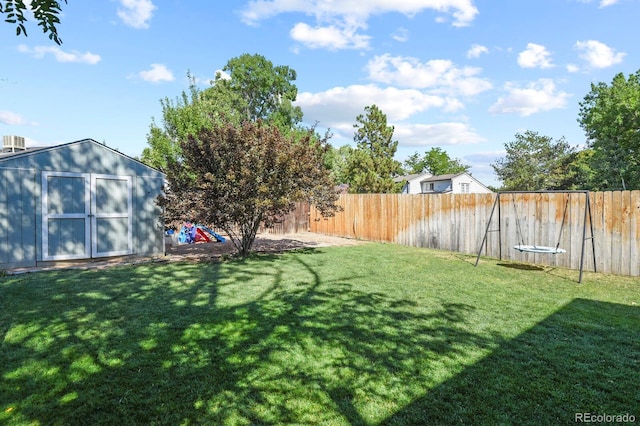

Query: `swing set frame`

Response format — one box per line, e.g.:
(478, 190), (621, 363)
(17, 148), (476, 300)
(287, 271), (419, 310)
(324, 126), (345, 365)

(474, 190), (597, 283)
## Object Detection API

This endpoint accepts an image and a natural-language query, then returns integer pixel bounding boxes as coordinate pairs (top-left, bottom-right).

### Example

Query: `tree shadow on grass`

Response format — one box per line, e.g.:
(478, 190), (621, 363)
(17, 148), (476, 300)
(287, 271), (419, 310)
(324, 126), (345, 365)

(0, 249), (502, 425)
(381, 298), (640, 425)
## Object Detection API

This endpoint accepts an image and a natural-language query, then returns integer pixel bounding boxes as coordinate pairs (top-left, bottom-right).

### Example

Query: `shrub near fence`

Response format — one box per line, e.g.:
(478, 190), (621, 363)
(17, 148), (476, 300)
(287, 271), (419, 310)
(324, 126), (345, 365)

(307, 191), (640, 278)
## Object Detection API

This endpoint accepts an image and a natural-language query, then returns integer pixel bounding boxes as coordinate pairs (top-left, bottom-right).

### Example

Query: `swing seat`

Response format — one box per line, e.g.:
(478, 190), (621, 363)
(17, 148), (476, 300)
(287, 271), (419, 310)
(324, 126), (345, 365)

(514, 245), (566, 254)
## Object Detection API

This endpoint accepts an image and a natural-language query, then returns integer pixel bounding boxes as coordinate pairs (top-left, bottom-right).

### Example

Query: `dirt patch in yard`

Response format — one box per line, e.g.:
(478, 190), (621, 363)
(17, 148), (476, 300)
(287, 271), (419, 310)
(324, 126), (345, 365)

(165, 232), (365, 262)
(4, 233), (365, 275)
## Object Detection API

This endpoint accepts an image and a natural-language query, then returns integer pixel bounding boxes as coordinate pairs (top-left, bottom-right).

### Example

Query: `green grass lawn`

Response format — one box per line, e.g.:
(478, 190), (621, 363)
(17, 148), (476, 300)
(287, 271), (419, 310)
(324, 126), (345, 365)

(1, 243), (639, 425)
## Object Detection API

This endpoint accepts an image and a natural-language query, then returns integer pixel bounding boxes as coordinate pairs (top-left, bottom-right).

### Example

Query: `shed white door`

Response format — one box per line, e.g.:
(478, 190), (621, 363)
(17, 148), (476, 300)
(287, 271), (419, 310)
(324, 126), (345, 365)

(91, 174), (133, 257)
(42, 172), (133, 261)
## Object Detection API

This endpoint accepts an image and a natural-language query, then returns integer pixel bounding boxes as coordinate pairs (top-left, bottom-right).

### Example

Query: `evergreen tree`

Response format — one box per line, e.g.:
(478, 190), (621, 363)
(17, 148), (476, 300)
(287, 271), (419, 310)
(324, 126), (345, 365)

(345, 105), (402, 193)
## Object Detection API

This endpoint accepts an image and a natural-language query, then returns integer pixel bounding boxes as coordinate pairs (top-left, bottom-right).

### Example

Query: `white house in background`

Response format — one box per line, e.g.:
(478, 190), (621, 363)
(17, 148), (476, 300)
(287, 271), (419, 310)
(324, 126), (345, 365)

(394, 172), (433, 194)
(420, 172), (493, 194)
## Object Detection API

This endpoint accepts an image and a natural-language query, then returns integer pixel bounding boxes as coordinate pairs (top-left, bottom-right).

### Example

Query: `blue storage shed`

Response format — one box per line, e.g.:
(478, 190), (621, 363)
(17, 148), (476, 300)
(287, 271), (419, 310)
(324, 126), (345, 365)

(0, 138), (165, 269)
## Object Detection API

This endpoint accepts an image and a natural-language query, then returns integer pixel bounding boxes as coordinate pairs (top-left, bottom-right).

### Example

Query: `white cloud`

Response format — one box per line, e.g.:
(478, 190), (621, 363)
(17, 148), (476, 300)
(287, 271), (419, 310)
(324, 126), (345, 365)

(240, 0), (478, 50)
(467, 44), (488, 59)
(392, 27), (409, 42)
(117, 0), (156, 29)
(138, 64), (174, 83)
(190, 69), (230, 86)
(215, 69), (231, 81)
(575, 40), (626, 68)
(517, 43), (554, 69)
(241, 0), (478, 27)
(296, 85), (482, 149)
(17, 44), (101, 64)
(489, 79), (570, 116)
(393, 122), (486, 146)
(576, 0), (619, 7)
(297, 84), (458, 126)
(0, 110), (29, 125)
(290, 23), (371, 50)
(566, 64), (580, 73)
(365, 54), (493, 96)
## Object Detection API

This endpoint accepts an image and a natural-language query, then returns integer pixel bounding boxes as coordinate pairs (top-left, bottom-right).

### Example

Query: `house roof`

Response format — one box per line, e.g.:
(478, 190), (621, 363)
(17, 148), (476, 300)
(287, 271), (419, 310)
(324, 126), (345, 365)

(420, 172), (465, 183)
(393, 172), (431, 183)
(0, 138), (164, 175)
(420, 171), (493, 192)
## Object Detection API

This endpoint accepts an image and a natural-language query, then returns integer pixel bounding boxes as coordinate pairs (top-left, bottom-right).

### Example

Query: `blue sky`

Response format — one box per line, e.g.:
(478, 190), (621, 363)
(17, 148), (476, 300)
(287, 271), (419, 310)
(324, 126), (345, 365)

(1, 0), (638, 187)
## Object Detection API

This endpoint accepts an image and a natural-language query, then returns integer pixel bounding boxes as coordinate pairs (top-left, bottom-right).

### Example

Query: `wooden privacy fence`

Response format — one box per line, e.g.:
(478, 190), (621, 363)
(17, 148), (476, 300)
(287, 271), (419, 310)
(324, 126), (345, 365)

(208, 202), (310, 238)
(307, 191), (640, 277)
(258, 202), (311, 235)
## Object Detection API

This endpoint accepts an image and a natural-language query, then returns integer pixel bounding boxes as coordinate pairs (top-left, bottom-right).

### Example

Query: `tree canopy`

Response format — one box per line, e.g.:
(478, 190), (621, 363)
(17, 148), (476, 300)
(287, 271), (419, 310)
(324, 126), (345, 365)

(344, 105), (402, 193)
(403, 148), (470, 176)
(1, 0), (66, 44)
(141, 73), (236, 172)
(323, 144), (353, 185)
(491, 130), (578, 191)
(578, 70), (640, 190)
(158, 121), (339, 257)
(142, 54), (304, 172)
(213, 53), (303, 128)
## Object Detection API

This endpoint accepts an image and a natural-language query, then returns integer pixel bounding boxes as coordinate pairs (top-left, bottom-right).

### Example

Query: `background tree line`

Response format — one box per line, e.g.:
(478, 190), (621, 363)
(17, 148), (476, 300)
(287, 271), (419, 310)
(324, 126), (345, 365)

(296, 67), (640, 194)
(4, 2), (640, 193)
(493, 70), (640, 191)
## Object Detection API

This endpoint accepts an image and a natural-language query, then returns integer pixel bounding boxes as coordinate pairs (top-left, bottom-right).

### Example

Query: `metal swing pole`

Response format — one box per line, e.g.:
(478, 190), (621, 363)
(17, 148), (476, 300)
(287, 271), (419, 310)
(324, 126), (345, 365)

(498, 194), (502, 260)
(475, 193), (501, 266)
(578, 191), (597, 283)
(588, 193), (597, 273)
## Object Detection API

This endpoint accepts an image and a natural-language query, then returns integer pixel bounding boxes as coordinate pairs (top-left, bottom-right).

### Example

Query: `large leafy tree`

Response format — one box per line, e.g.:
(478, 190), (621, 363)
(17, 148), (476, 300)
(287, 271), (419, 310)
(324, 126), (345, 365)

(1, 0), (66, 44)
(141, 73), (237, 171)
(158, 121), (339, 257)
(323, 144), (354, 184)
(403, 147), (470, 175)
(142, 54), (303, 171)
(578, 70), (640, 190)
(214, 53), (303, 128)
(492, 130), (578, 191)
(561, 148), (597, 190)
(345, 105), (402, 193)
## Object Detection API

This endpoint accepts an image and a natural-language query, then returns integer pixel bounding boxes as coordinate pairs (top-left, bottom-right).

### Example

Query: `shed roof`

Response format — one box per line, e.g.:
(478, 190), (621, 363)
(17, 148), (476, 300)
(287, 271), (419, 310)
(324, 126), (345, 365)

(0, 138), (164, 176)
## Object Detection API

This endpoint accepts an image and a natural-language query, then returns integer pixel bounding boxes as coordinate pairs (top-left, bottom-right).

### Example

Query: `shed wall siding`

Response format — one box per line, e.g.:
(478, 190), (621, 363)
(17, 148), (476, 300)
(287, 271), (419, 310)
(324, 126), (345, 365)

(0, 168), (37, 268)
(134, 176), (165, 256)
(0, 169), (6, 264)
(0, 140), (165, 269)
